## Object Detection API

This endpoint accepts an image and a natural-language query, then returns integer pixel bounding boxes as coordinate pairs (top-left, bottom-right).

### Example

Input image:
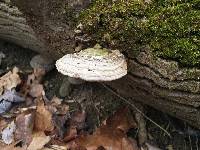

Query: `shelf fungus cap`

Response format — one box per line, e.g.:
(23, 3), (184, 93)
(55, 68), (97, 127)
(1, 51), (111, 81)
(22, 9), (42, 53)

(56, 44), (127, 81)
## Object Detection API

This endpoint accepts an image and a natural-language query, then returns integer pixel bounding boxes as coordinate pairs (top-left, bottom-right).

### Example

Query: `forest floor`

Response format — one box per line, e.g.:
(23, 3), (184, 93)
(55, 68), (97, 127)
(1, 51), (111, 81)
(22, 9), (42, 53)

(0, 40), (199, 150)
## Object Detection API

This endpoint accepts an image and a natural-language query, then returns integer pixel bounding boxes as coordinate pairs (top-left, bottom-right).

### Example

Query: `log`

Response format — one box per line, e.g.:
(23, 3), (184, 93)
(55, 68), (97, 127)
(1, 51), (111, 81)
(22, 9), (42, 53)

(1, 0), (200, 128)
(108, 48), (200, 128)
(0, 1), (45, 53)
(11, 0), (91, 59)
(0, 0), (86, 58)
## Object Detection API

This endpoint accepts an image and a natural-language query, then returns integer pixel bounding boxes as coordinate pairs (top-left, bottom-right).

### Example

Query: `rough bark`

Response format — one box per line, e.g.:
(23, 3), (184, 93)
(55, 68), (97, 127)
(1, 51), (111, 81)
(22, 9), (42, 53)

(11, 0), (91, 59)
(0, 0), (200, 128)
(0, 1), (45, 53)
(108, 47), (200, 128)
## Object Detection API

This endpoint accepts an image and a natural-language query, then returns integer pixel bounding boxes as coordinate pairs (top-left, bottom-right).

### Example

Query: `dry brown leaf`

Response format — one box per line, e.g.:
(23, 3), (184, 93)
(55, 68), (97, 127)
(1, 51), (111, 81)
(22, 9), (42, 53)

(27, 132), (50, 150)
(0, 90), (25, 114)
(26, 68), (45, 86)
(48, 97), (69, 115)
(41, 145), (68, 150)
(53, 104), (69, 115)
(123, 138), (140, 150)
(63, 127), (77, 142)
(0, 118), (8, 132)
(0, 67), (21, 95)
(0, 141), (26, 150)
(1, 121), (16, 144)
(26, 74), (36, 86)
(105, 107), (137, 132)
(70, 111), (86, 130)
(51, 96), (62, 106)
(15, 111), (35, 145)
(74, 107), (139, 150)
(33, 68), (46, 82)
(52, 115), (69, 138)
(77, 125), (138, 150)
(34, 98), (54, 132)
(29, 83), (44, 98)
(143, 143), (162, 150)
(24, 68), (45, 98)
(63, 111), (86, 142)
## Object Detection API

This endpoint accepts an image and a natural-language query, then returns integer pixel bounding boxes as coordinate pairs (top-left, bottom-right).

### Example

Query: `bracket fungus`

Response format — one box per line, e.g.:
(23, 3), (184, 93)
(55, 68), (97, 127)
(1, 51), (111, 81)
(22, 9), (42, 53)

(56, 44), (127, 81)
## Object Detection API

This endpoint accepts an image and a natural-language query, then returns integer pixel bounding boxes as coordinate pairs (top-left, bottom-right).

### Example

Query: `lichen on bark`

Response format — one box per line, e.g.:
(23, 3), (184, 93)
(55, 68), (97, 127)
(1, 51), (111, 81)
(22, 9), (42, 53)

(79, 0), (200, 67)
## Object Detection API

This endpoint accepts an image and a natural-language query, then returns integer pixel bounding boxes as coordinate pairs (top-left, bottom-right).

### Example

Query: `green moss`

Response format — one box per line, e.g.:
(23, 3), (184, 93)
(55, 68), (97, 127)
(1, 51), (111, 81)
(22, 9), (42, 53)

(79, 0), (200, 67)
(79, 0), (147, 53)
(148, 1), (200, 66)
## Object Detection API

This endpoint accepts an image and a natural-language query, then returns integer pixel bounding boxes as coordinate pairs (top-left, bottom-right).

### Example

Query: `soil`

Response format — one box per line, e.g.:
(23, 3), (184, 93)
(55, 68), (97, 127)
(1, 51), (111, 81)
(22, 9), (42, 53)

(0, 39), (200, 150)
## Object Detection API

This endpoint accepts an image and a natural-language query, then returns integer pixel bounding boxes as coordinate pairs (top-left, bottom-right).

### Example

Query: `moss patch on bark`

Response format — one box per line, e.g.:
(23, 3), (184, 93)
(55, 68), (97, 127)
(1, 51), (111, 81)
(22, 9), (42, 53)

(79, 0), (200, 67)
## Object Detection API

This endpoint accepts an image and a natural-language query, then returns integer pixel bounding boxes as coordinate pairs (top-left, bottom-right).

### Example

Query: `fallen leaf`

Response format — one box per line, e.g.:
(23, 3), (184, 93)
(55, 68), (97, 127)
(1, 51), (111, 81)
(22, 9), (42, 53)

(15, 111), (35, 145)
(123, 138), (140, 150)
(33, 68), (46, 82)
(23, 68), (45, 98)
(63, 127), (77, 142)
(0, 67), (21, 95)
(0, 141), (26, 150)
(77, 125), (138, 150)
(63, 111), (86, 142)
(26, 68), (45, 86)
(47, 97), (69, 115)
(1, 121), (16, 144)
(70, 111), (86, 130)
(0, 118), (7, 132)
(105, 107), (137, 132)
(74, 107), (139, 150)
(1, 90), (25, 103)
(0, 90), (25, 114)
(34, 98), (54, 132)
(41, 145), (68, 150)
(26, 74), (36, 86)
(143, 143), (162, 150)
(27, 132), (50, 150)
(0, 100), (12, 114)
(53, 115), (69, 139)
(29, 83), (44, 98)
(51, 96), (62, 106)
(54, 104), (69, 115)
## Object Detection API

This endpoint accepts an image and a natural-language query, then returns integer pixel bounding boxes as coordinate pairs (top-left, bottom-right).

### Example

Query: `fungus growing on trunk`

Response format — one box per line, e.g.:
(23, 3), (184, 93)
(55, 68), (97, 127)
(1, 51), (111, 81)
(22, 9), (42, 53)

(56, 44), (127, 81)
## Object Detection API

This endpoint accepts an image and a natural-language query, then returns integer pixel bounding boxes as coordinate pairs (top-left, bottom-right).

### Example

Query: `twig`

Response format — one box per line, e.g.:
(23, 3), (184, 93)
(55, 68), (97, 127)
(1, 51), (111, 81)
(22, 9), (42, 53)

(196, 135), (199, 150)
(188, 135), (192, 150)
(100, 83), (171, 137)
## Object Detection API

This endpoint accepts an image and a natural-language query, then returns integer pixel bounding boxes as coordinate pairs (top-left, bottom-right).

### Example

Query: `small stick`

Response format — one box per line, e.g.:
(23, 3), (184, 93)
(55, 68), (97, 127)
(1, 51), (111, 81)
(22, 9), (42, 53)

(100, 83), (171, 137)
(134, 102), (148, 146)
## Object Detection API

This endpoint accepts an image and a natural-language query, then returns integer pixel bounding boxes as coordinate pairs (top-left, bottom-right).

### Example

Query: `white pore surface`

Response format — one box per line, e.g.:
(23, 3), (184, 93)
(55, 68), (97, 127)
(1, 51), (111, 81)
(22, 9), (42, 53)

(56, 50), (127, 81)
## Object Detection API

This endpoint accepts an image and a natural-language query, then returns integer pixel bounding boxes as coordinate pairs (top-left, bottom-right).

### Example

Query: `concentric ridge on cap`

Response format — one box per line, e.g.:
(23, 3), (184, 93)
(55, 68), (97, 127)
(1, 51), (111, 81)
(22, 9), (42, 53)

(56, 46), (127, 81)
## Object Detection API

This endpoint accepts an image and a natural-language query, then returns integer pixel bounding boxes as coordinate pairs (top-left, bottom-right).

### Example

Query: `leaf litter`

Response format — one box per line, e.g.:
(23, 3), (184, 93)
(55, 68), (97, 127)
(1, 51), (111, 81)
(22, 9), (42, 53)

(0, 67), (141, 150)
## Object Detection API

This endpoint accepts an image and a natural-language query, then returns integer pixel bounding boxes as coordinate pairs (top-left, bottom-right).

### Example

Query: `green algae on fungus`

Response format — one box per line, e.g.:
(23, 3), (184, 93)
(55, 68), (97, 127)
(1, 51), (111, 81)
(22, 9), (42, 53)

(81, 44), (110, 56)
(79, 0), (200, 68)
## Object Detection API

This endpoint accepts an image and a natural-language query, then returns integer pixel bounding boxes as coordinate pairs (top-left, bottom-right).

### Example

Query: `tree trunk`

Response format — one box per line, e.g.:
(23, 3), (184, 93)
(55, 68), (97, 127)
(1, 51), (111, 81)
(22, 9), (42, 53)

(1, 0), (200, 128)
(108, 47), (200, 128)
(0, 1), (45, 53)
